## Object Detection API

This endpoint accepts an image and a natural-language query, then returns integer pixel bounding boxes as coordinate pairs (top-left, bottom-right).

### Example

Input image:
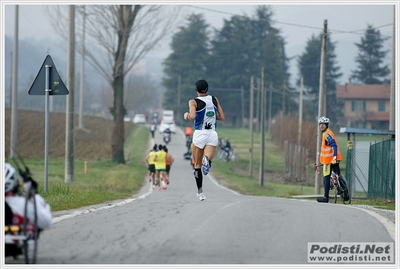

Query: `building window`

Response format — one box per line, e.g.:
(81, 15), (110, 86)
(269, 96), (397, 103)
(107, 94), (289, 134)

(378, 100), (385, 112)
(351, 100), (366, 112)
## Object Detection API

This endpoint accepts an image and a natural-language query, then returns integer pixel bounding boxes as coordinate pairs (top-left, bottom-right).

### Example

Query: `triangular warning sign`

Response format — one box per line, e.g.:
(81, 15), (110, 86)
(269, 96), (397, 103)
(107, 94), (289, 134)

(28, 55), (69, 96)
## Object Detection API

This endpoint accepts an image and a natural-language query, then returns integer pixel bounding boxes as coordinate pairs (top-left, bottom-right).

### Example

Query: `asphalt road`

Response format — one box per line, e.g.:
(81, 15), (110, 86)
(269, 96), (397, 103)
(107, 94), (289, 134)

(6, 128), (395, 265)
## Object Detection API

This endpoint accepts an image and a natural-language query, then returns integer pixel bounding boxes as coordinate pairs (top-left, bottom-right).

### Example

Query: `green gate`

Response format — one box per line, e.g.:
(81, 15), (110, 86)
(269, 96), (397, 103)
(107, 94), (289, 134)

(340, 127), (395, 201)
(368, 138), (395, 200)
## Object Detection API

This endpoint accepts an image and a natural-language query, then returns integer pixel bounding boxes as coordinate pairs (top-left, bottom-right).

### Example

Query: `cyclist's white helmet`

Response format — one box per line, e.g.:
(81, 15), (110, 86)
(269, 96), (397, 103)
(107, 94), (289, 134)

(4, 162), (18, 193)
(318, 116), (330, 125)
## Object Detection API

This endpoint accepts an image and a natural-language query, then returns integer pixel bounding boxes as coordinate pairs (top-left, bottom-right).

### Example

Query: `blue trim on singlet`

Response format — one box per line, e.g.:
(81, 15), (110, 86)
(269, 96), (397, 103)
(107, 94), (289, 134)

(194, 96), (217, 130)
(194, 109), (206, 130)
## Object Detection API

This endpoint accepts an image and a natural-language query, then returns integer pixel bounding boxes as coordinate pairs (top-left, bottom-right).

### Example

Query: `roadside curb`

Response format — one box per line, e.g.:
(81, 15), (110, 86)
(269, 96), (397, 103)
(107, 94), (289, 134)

(292, 195), (395, 241)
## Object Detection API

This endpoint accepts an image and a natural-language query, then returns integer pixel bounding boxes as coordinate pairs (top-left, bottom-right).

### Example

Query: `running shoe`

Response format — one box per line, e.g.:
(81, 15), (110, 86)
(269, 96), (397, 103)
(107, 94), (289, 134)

(202, 156), (210, 175)
(316, 197), (329, 203)
(197, 192), (206, 201)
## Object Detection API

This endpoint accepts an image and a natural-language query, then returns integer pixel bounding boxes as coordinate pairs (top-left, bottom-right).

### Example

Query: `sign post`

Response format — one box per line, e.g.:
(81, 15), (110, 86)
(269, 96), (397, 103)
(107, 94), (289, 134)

(28, 55), (69, 193)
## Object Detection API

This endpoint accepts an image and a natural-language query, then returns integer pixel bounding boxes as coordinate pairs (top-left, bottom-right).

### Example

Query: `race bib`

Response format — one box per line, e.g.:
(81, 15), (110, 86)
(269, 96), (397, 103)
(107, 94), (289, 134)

(323, 164), (331, 177)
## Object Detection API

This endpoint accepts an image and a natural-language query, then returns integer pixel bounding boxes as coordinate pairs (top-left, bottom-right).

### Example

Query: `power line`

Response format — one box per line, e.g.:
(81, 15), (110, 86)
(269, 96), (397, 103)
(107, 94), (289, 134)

(184, 5), (393, 38)
(329, 24), (393, 39)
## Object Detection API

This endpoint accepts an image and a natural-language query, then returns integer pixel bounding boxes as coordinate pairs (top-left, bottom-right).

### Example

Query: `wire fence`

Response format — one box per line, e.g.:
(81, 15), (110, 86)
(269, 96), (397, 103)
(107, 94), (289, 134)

(283, 141), (311, 184)
(283, 137), (395, 202)
(345, 138), (395, 201)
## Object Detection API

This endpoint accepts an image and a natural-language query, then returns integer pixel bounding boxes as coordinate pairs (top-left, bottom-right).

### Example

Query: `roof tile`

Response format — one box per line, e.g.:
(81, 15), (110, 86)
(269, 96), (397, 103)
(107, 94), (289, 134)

(336, 84), (390, 99)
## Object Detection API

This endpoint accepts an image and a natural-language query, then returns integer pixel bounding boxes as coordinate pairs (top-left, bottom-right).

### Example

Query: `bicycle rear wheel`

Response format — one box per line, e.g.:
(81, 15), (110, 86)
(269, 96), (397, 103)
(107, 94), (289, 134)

(339, 175), (351, 204)
(339, 188), (348, 205)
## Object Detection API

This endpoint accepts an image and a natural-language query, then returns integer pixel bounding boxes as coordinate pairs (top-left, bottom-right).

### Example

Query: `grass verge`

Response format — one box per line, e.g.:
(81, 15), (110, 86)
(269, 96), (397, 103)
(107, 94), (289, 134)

(211, 127), (395, 211)
(6, 125), (149, 212)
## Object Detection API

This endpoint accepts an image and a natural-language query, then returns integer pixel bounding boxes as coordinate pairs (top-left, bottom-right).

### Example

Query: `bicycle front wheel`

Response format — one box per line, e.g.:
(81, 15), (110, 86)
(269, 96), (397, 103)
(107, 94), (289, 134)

(333, 187), (338, 203)
(219, 151), (228, 162)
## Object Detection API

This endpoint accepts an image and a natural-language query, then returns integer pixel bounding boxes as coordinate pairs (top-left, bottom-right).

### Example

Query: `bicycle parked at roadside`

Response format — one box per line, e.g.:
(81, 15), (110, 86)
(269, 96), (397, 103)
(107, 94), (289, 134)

(216, 146), (239, 162)
(315, 163), (350, 204)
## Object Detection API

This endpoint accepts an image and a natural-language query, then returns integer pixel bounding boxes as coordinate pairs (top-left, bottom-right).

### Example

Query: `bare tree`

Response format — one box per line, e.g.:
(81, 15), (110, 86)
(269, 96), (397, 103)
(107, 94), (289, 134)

(47, 5), (183, 163)
(124, 74), (161, 115)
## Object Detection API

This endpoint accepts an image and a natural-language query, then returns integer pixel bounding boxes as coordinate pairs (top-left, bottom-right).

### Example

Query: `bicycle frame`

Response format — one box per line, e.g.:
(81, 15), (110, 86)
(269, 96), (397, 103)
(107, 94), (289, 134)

(216, 146), (237, 162)
(5, 183), (38, 264)
(330, 171), (346, 204)
(5, 158), (39, 264)
(315, 163), (349, 204)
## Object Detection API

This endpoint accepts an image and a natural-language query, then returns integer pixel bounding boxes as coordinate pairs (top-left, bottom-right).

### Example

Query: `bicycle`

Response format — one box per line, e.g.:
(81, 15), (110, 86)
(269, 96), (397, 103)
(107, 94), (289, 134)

(5, 160), (39, 264)
(315, 163), (350, 204)
(216, 146), (238, 162)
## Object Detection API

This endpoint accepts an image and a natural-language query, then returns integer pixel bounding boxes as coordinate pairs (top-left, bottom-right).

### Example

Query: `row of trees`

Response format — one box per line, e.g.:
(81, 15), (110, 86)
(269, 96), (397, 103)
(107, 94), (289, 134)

(42, 5), (390, 164)
(162, 6), (391, 127)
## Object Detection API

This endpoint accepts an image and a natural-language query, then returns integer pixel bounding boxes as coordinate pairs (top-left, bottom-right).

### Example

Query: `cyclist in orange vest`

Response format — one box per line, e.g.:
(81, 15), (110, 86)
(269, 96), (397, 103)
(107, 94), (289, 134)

(185, 125), (193, 138)
(317, 116), (348, 203)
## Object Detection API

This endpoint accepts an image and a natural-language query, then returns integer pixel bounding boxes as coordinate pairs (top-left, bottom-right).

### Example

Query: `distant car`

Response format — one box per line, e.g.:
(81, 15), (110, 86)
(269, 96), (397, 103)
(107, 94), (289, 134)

(159, 119), (177, 134)
(133, 114), (146, 124)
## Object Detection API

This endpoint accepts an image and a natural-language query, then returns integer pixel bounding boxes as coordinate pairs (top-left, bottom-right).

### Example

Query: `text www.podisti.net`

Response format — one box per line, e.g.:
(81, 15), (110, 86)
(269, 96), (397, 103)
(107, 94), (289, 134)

(308, 242), (394, 263)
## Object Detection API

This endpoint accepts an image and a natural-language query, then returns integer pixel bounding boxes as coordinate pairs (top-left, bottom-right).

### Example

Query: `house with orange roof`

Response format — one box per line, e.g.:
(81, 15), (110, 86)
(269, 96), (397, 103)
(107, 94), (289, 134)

(336, 84), (390, 130)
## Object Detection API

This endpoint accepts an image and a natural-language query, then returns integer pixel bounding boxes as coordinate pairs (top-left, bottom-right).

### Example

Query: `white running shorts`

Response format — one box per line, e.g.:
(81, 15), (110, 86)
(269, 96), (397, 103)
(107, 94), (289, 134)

(193, 129), (219, 149)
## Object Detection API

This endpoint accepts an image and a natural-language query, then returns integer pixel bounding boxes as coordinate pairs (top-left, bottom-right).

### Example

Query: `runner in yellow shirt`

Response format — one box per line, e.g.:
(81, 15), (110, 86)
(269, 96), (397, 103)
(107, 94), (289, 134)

(145, 144), (157, 188)
(163, 145), (175, 186)
(154, 144), (167, 190)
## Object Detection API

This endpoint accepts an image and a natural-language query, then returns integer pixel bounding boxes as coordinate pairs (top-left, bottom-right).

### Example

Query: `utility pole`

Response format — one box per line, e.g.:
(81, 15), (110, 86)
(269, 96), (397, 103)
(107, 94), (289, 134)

(281, 80), (286, 139)
(65, 6), (76, 184)
(298, 77), (303, 146)
(389, 6), (395, 134)
(315, 20), (328, 195)
(241, 86), (245, 128)
(177, 75), (181, 125)
(10, 5), (19, 158)
(268, 82), (272, 135)
(255, 79), (260, 133)
(249, 76), (254, 176)
(259, 67), (266, 187)
(79, 5), (86, 129)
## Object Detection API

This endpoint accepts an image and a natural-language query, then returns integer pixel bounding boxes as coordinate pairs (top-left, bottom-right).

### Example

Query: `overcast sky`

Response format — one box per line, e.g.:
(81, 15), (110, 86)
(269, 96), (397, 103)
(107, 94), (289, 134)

(2, 2), (395, 85)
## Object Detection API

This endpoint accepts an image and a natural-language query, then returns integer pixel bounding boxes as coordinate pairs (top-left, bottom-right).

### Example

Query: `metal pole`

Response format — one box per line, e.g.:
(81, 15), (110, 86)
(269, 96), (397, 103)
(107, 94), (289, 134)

(241, 86), (244, 128)
(314, 20), (328, 195)
(351, 133), (356, 198)
(177, 75), (181, 125)
(249, 76), (254, 176)
(10, 5), (19, 158)
(268, 82), (272, 135)
(281, 81), (286, 138)
(389, 6), (395, 134)
(65, 6), (75, 184)
(256, 79), (260, 133)
(259, 67), (265, 186)
(79, 5), (86, 129)
(298, 77), (303, 146)
(44, 65), (51, 193)
(298, 77), (304, 182)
